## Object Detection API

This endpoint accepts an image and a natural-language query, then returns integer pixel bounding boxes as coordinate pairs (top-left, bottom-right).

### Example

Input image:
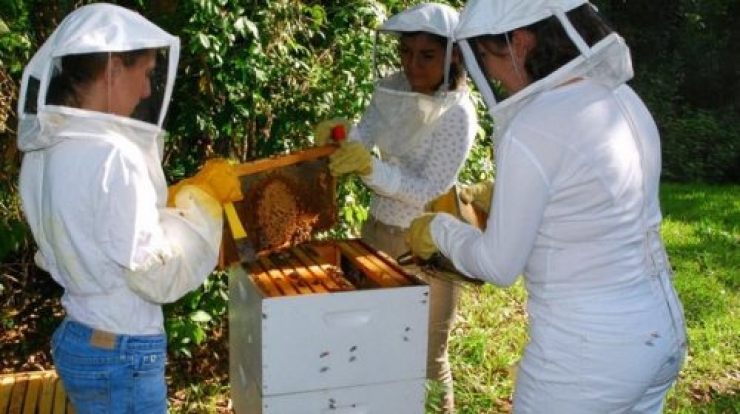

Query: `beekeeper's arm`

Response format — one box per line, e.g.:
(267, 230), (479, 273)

(102, 159), (242, 304)
(418, 132), (551, 287)
(331, 104), (476, 209)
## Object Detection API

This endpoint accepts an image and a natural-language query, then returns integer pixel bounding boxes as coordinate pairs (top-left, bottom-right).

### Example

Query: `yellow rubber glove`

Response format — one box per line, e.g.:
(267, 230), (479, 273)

(405, 213), (439, 260)
(167, 158), (243, 207)
(459, 180), (494, 214)
(314, 118), (352, 146)
(425, 186), (459, 214)
(328, 141), (373, 177)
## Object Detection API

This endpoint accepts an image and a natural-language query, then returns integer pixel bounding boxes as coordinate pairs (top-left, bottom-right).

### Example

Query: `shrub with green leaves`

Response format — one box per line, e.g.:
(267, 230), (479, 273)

(661, 108), (740, 183)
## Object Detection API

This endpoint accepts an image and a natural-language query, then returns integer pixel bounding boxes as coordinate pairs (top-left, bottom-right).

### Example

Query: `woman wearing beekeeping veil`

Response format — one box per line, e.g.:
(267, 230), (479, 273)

(315, 3), (477, 411)
(16, 3), (241, 412)
(406, 1), (687, 412)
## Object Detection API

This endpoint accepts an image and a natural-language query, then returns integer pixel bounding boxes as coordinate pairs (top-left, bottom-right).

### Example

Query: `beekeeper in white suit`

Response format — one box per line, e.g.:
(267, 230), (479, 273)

(17, 3), (241, 412)
(407, 1), (688, 412)
(315, 3), (477, 412)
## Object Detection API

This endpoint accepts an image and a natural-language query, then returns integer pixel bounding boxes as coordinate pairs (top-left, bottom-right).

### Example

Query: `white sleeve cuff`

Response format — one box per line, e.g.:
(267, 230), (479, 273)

(124, 186), (223, 304)
(361, 158), (401, 197)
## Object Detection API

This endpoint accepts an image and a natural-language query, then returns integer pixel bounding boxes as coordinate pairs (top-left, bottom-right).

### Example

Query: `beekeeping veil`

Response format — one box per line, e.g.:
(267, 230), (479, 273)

(17, 3), (179, 165)
(455, 0), (633, 142)
(363, 2), (466, 158)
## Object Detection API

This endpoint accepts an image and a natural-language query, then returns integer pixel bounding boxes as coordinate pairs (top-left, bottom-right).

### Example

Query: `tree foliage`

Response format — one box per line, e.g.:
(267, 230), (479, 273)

(599, 0), (740, 182)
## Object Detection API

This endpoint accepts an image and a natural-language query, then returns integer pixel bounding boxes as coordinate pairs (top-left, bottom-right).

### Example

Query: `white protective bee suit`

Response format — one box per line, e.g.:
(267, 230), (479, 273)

(17, 4), (222, 336)
(347, 4), (477, 412)
(353, 2), (477, 229)
(425, 0), (688, 412)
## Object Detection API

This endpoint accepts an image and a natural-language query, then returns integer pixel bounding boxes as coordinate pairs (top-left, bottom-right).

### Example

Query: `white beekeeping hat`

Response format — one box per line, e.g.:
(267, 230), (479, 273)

(455, 0), (633, 139)
(18, 3), (180, 143)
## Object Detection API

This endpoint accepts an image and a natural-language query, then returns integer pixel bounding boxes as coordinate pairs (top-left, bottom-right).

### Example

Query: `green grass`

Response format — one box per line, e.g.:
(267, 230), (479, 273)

(450, 183), (740, 413)
(169, 183), (739, 413)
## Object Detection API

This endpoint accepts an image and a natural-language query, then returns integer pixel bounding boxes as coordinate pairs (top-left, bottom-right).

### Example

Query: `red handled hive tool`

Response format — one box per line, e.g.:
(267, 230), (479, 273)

(331, 125), (346, 142)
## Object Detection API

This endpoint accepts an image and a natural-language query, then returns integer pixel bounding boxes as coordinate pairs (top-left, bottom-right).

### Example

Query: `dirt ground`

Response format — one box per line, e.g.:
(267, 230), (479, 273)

(1, 263), (61, 374)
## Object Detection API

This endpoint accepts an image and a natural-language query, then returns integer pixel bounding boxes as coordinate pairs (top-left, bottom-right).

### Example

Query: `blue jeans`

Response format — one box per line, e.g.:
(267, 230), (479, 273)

(51, 319), (168, 414)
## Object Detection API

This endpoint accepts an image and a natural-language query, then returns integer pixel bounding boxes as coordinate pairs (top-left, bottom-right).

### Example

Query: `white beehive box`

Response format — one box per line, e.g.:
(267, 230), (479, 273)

(224, 148), (430, 414)
(229, 256), (429, 413)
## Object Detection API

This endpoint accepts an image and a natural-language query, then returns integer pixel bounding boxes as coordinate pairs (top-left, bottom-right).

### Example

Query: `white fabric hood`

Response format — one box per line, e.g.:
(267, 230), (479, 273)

(365, 4), (466, 157)
(455, 0), (633, 140)
(456, 0), (586, 40)
(17, 3), (180, 153)
(363, 72), (467, 158)
(374, 3), (459, 91)
(379, 2), (459, 38)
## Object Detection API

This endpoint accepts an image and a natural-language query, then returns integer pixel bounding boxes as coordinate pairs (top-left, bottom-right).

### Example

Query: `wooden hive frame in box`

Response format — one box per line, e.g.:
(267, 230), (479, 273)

(219, 146), (337, 268)
(220, 146), (422, 297)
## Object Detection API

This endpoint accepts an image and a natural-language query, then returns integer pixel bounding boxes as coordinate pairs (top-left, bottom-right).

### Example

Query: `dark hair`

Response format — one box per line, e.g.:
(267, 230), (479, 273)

(474, 4), (614, 82)
(526, 4), (613, 81)
(399, 31), (467, 91)
(46, 49), (152, 108)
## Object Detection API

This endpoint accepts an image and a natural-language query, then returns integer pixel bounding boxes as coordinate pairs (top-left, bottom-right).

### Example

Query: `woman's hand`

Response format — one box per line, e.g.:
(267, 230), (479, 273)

(328, 141), (373, 177)
(167, 159), (243, 207)
(406, 213), (440, 260)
